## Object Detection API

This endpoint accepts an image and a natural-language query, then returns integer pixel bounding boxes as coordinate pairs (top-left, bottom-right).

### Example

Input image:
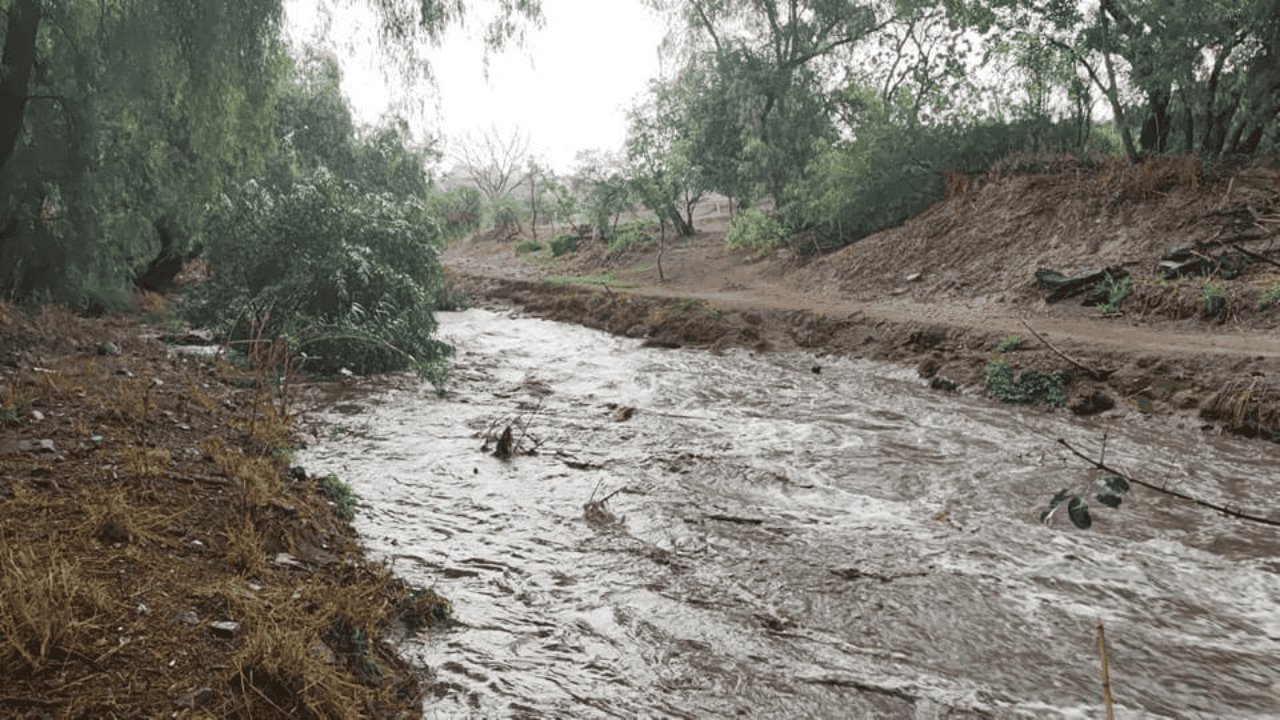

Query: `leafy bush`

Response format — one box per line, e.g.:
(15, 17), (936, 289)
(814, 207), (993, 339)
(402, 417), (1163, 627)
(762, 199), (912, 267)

(608, 222), (655, 257)
(1259, 283), (1280, 309)
(515, 240), (543, 255)
(184, 170), (453, 385)
(488, 194), (526, 232)
(431, 186), (483, 241)
(725, 207), (788, 253)
(548, 233), (579, 257)
(985, 358), (1066, 407)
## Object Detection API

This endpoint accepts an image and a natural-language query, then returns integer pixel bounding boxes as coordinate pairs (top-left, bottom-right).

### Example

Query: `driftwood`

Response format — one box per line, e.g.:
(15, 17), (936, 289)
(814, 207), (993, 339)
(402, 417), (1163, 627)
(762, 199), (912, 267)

(1020, 320), (1110, 381)
(1035, 267), (1129, 303)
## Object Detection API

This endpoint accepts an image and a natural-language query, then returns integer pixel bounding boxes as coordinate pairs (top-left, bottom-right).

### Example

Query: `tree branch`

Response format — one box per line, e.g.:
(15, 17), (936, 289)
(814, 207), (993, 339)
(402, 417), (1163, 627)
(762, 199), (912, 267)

(1057, 438), (1280, 527)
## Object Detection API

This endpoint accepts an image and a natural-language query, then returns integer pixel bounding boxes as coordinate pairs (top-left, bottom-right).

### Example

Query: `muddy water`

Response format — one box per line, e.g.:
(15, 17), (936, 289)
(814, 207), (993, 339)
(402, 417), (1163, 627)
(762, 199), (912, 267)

(303, 309), (1279, 719)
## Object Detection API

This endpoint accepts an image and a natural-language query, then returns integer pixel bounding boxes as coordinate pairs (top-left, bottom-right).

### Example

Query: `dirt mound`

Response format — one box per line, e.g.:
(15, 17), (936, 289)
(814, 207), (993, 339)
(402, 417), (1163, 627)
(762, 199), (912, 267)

(796, 157), (1280, 312)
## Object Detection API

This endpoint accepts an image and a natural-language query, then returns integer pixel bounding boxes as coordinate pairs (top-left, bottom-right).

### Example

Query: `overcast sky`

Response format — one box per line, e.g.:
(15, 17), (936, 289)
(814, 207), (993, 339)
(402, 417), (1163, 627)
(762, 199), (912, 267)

(284, 0), (669, 173)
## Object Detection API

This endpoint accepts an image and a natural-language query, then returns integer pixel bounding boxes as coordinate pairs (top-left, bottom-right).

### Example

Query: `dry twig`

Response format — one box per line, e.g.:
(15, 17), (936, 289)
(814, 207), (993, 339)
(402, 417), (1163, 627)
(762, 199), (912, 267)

(1020, 320), (1109, 380)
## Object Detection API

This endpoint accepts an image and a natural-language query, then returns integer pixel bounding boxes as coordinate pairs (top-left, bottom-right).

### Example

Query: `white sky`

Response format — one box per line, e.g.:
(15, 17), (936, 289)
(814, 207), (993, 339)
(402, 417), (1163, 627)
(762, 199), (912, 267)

(283, 0), (669, 173)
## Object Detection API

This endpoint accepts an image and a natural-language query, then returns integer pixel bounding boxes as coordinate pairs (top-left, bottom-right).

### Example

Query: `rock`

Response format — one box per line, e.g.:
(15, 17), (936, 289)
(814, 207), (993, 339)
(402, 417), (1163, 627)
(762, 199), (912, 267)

(18, 439), (56, 454)
(209, 621), (241, 639)
(1069, 390), (1116, 416)
(173, 609), (200, 626)
(174, 687), (215, 709)
(272, 552), (304, 569)
(917, 357), (940, 379)
(929, 376), (958, 393)
(28, 410), (43, 422)
(96, 342), (121, 356)
(1171, 390), (1202, 410)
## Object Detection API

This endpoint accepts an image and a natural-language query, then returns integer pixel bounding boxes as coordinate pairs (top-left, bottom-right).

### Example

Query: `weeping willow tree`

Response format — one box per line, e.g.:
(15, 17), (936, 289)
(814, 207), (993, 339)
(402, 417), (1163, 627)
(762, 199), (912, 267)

(0, 0), (540, 308)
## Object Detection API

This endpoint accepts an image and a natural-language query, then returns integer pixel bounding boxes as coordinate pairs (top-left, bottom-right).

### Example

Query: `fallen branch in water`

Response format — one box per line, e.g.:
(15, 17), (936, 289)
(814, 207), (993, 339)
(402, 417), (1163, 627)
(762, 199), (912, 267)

(1021, 320), (1109, 380)
(1097, 620), (1116, 720)
(1057, 437), (1280, 527)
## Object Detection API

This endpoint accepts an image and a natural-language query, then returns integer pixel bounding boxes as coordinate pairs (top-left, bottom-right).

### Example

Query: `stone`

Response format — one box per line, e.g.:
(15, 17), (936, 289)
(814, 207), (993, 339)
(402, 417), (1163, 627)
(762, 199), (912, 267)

(19, 439), (56, 453)
(173, 609), (200, 626)
(272, 552), (304, 569)
(96, 342), (121, 356)
(174, 687), (215, 709)
(28, 410), (43, 422)
(209, 620), (241, 638)
(1069, 390), (1116, 416)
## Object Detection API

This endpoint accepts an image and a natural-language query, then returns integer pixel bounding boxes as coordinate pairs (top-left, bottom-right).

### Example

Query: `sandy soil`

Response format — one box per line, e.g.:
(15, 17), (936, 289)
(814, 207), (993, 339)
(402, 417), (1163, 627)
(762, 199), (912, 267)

(444, 159), (1280, 442)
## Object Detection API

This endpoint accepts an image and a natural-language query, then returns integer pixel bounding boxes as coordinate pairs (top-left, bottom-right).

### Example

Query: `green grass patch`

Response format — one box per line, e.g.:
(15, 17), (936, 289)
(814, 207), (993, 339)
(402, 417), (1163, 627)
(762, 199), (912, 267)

(548, 233), (579, 257)
(1259, 283), (1280, 309)
(1202, 281), (1227, 319)
(985, 358), (1066, 407)
(1096, 275), (1132, 316)
(995, 334), (1025, 352)
(515, 240), (543, 255)
(319, 473), (359, 521)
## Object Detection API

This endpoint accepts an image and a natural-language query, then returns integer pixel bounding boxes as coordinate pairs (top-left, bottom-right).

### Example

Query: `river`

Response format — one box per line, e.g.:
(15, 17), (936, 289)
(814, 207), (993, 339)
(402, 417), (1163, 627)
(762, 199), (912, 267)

(302, 308), (1279, 719)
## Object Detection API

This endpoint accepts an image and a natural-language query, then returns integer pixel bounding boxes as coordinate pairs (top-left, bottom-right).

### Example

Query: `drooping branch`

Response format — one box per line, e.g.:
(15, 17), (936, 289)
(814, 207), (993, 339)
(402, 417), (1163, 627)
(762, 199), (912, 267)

(1057, 438), (1280, 527)
(0, 0), (43, 173)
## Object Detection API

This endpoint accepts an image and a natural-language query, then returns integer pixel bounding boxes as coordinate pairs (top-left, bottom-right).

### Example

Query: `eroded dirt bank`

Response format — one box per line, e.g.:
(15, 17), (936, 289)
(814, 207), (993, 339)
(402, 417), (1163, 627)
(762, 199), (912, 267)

(0, 303), (439, 717)
(445, 160), (1280, 442)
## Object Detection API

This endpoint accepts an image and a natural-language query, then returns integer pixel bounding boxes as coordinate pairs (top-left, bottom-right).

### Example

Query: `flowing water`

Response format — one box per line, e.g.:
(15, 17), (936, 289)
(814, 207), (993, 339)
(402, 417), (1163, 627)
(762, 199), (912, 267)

(302, 308), (1279, 719)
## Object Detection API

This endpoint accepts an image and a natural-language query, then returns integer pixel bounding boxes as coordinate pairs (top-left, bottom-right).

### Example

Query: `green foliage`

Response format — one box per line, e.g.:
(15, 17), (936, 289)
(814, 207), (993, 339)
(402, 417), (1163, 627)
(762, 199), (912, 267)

(432, 186), (484, 241)
(1041, 475), (1131, 530)
(1096, 275), (1132, 316)
(995, 335), (1026, 352)
(184, 170), (453, 384)
(544, 273), (617, 287)
(608, 222), (656, 257)
(984, 358), (1066, 407)
(725, 208), (789, 253)
(319, 473), (358, 522)
(1202, 281), (1227, 319)
(488, 194), (525, 232)
(1259, 284), (1280, 310)
(515, 240), (543, 255)
(548, 234), (579, 257)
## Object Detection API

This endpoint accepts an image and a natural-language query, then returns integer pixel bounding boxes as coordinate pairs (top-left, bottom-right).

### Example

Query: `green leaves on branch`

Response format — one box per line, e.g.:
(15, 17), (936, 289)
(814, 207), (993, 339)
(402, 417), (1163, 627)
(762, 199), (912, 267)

(184, 170), (453, 386)
(1041, 475), (1131, 530)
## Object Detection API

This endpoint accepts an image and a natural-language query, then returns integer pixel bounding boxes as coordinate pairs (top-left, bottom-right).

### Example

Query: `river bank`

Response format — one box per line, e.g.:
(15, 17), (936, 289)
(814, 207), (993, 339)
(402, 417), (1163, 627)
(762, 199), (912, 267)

(0, 302), (438, 717)
(444, 160), (1280, 444)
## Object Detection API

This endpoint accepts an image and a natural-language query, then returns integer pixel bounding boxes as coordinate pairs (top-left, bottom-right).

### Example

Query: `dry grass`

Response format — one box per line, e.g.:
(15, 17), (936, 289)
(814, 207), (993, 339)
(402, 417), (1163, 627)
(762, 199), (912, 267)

(1206, 378), (1280, 440)
(0, 537), (109, 674)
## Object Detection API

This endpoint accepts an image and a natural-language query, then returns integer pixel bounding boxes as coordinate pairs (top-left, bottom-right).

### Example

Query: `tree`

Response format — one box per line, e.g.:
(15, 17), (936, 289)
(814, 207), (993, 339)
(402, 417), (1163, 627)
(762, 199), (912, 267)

(453, 126), (530, 201)
(625, 79), (708, 238)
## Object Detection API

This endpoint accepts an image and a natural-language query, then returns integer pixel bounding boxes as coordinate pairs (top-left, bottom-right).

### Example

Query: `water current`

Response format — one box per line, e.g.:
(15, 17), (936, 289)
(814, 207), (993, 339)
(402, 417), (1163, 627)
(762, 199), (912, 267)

(302, 308), (1279, 719)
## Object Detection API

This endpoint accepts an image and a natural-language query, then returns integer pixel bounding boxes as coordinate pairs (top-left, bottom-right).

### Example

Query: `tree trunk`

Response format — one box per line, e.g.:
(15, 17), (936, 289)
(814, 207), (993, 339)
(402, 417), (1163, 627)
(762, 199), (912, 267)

(1097, 7), (1139, 163)
(0, 0), (43, 174)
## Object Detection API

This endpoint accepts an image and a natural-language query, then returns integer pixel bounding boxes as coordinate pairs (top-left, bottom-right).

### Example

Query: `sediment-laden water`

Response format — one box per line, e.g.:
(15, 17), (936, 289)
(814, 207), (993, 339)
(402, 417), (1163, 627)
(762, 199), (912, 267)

(303, 308), (1279, 719)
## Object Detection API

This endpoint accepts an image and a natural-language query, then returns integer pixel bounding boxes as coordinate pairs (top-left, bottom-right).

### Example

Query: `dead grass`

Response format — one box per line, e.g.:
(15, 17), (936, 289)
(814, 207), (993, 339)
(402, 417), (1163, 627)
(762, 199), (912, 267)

(0, 304), (431, 717)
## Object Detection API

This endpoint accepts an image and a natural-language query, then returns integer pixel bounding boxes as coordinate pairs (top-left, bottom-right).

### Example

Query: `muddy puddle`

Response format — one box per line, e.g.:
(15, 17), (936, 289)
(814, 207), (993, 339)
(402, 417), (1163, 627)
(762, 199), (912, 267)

(302, 308), (1278, 719)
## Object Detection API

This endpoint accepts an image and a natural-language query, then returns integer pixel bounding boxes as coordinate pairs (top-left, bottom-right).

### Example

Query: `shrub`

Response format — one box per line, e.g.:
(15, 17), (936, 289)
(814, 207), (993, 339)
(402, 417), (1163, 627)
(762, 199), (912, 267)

(548, 233), (579, 257)
(1259, 283), (1280, 309)
(431, 186), (483, 241)
(985, 358), (1066, 407)
(488, 194), (525, 232)
(1202, 281), (1227, 319)
(1096, 275), (1132, 316)
(607, 222), (655, 257)
(183, 170), (453, 385)
(726, 207), (788, 253)
(515, 240), (543, 255)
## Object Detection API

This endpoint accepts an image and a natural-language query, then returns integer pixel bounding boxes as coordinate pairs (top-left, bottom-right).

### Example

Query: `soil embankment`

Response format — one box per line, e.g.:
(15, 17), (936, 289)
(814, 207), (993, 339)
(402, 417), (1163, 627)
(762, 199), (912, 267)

(445, 158), (1280, 442)
(0, 303), (439, 717)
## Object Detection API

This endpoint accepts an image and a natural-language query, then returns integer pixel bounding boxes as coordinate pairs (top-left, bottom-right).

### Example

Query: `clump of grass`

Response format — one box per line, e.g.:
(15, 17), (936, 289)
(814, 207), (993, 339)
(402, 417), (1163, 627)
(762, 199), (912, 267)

(319, 473), (358, 521)
(0, 539), (108, 674)
(1259, 283), (1280, 310)
(985, 357), (1066, 407)
(121, 446), (172, 478)
(995, 334), (1025, 352)
(1202, 281), (1227, 319)
(1096, 275), (1132, 316)
(225, 515), (268, 576)
(397, 587), (452, 631)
